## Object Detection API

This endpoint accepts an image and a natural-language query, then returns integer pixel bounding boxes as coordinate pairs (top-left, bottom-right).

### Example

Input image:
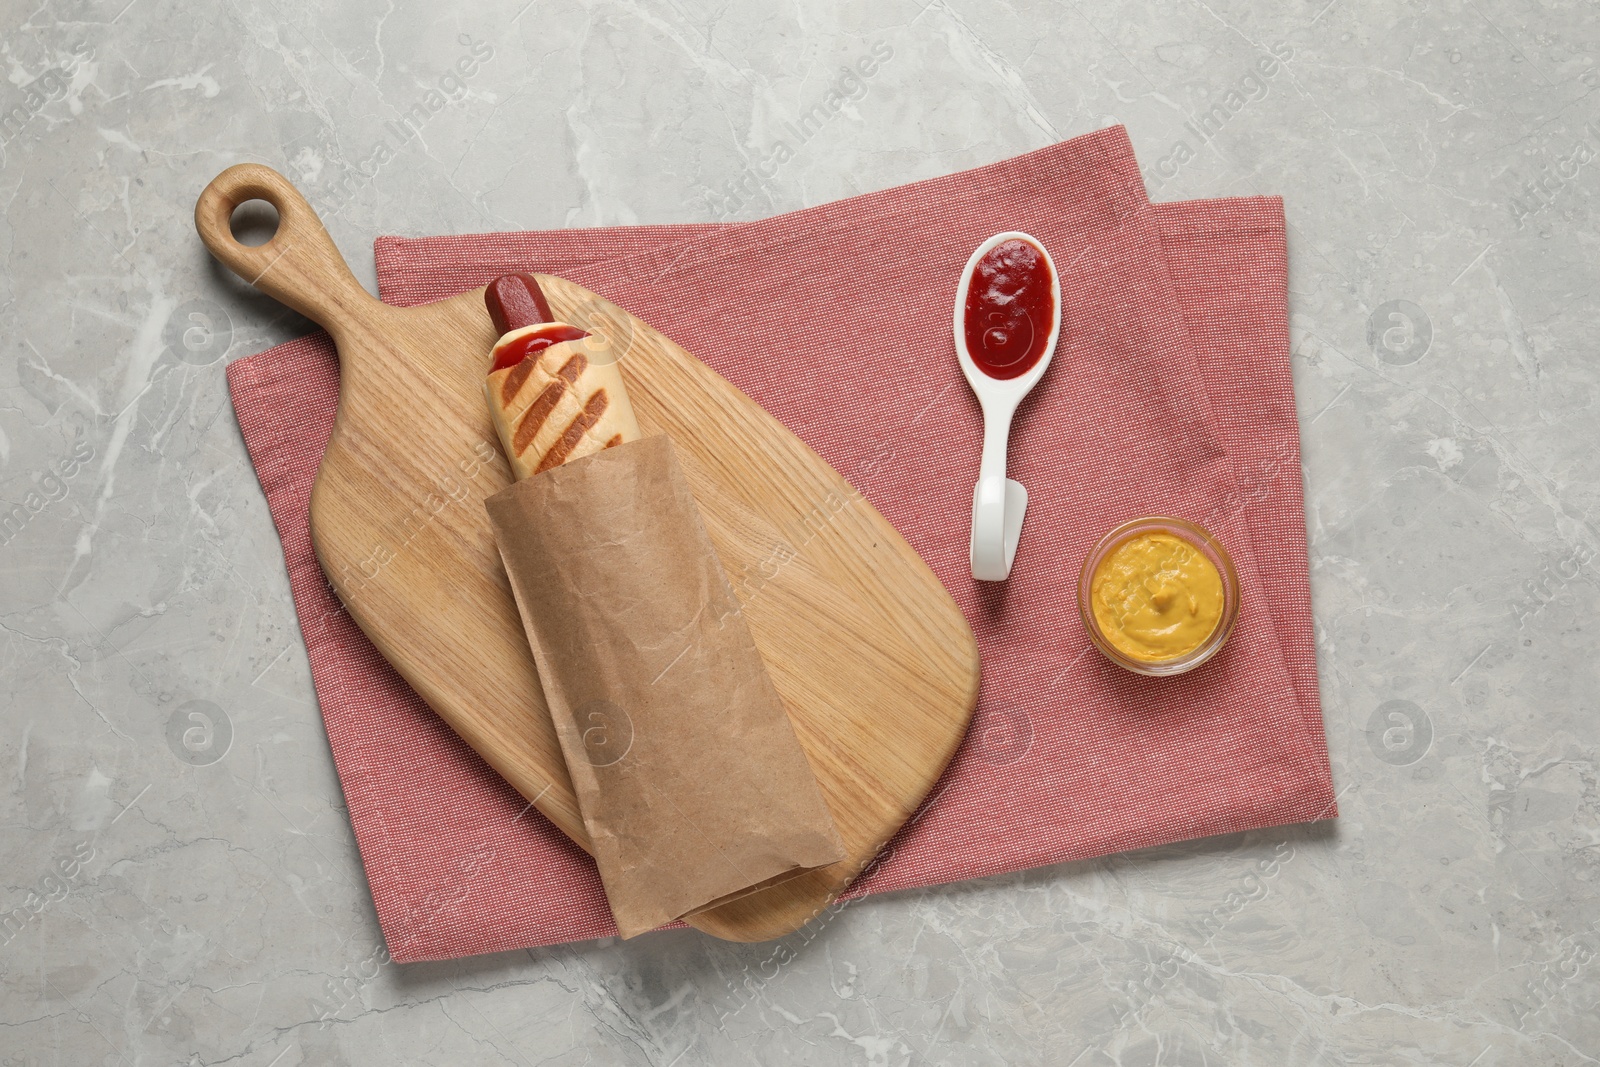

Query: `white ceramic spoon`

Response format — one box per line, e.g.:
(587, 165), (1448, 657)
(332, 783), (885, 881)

(952, 231), (1062, 582)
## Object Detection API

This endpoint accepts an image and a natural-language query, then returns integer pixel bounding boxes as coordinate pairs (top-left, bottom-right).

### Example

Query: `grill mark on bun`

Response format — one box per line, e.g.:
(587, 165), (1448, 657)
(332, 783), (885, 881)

(537, 390), (610, 472)
(604, 434), (622, 449)
(500, 357), (538, 405)
(514, 381), (566, 454)
(556, 353), (587, 384)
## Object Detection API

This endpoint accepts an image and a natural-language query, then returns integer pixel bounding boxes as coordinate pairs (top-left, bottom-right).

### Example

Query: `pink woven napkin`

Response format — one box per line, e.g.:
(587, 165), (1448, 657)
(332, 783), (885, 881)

(226, 125), (1335, 962)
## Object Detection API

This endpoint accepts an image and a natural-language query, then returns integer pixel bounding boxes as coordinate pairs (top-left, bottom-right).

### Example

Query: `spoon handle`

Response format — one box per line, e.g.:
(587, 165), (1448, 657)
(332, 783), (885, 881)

(971, 407), (1015, 581)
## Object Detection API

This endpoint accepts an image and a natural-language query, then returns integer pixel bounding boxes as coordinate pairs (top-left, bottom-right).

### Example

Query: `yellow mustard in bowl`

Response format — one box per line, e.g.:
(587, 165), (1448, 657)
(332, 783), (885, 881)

(1090, 532), (1223, 661)
(1078, 517), (1240, 676)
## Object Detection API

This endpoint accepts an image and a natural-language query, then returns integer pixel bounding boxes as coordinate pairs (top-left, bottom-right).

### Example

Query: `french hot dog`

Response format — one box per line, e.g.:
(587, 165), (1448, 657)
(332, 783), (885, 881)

(483, 273), (640, 479)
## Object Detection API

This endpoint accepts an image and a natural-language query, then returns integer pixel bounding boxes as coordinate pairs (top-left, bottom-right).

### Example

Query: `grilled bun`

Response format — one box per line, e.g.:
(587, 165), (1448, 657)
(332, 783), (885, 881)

(486, 323), (641, 480)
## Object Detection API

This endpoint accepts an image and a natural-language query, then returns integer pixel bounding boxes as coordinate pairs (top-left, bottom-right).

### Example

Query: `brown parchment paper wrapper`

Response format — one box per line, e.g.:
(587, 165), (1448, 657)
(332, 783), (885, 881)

(485, 434), (845, 938)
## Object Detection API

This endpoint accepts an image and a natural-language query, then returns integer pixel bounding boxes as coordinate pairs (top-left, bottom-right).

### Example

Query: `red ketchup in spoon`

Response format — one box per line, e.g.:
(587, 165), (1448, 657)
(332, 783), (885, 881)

(962, 238), (1055, 380)
(485, 273), (589, 372)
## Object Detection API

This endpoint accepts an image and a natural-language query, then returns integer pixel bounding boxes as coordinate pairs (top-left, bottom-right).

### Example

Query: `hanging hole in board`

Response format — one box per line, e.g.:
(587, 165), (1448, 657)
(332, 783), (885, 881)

(229, 199), (280, 247)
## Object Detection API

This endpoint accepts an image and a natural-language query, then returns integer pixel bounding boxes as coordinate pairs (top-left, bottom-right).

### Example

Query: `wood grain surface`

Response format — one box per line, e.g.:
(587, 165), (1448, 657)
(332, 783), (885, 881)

(195, 164), (980, 941)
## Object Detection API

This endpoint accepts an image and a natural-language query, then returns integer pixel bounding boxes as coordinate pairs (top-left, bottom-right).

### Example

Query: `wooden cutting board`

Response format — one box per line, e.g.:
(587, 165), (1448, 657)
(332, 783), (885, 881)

(196, 164), (980, 941)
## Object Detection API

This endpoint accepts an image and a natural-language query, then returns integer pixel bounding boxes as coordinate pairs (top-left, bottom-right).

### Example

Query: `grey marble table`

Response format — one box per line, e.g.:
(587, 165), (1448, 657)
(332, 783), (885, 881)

(2, 1), (1597, 1064)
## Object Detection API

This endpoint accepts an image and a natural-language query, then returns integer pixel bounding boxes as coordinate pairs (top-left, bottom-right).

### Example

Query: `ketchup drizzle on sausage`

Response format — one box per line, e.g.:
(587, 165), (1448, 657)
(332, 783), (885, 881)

(485, 273), (588, 373)
(491, 324), (590, 373)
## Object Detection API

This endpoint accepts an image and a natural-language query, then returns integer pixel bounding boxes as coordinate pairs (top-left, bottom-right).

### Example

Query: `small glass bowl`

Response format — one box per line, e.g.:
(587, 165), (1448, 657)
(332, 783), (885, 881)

(1077, 516), (1240, 677)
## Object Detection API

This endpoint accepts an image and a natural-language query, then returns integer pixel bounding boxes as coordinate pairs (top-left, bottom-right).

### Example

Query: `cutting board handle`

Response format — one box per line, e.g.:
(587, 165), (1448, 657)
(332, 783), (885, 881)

(194, 163), (380, 340)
